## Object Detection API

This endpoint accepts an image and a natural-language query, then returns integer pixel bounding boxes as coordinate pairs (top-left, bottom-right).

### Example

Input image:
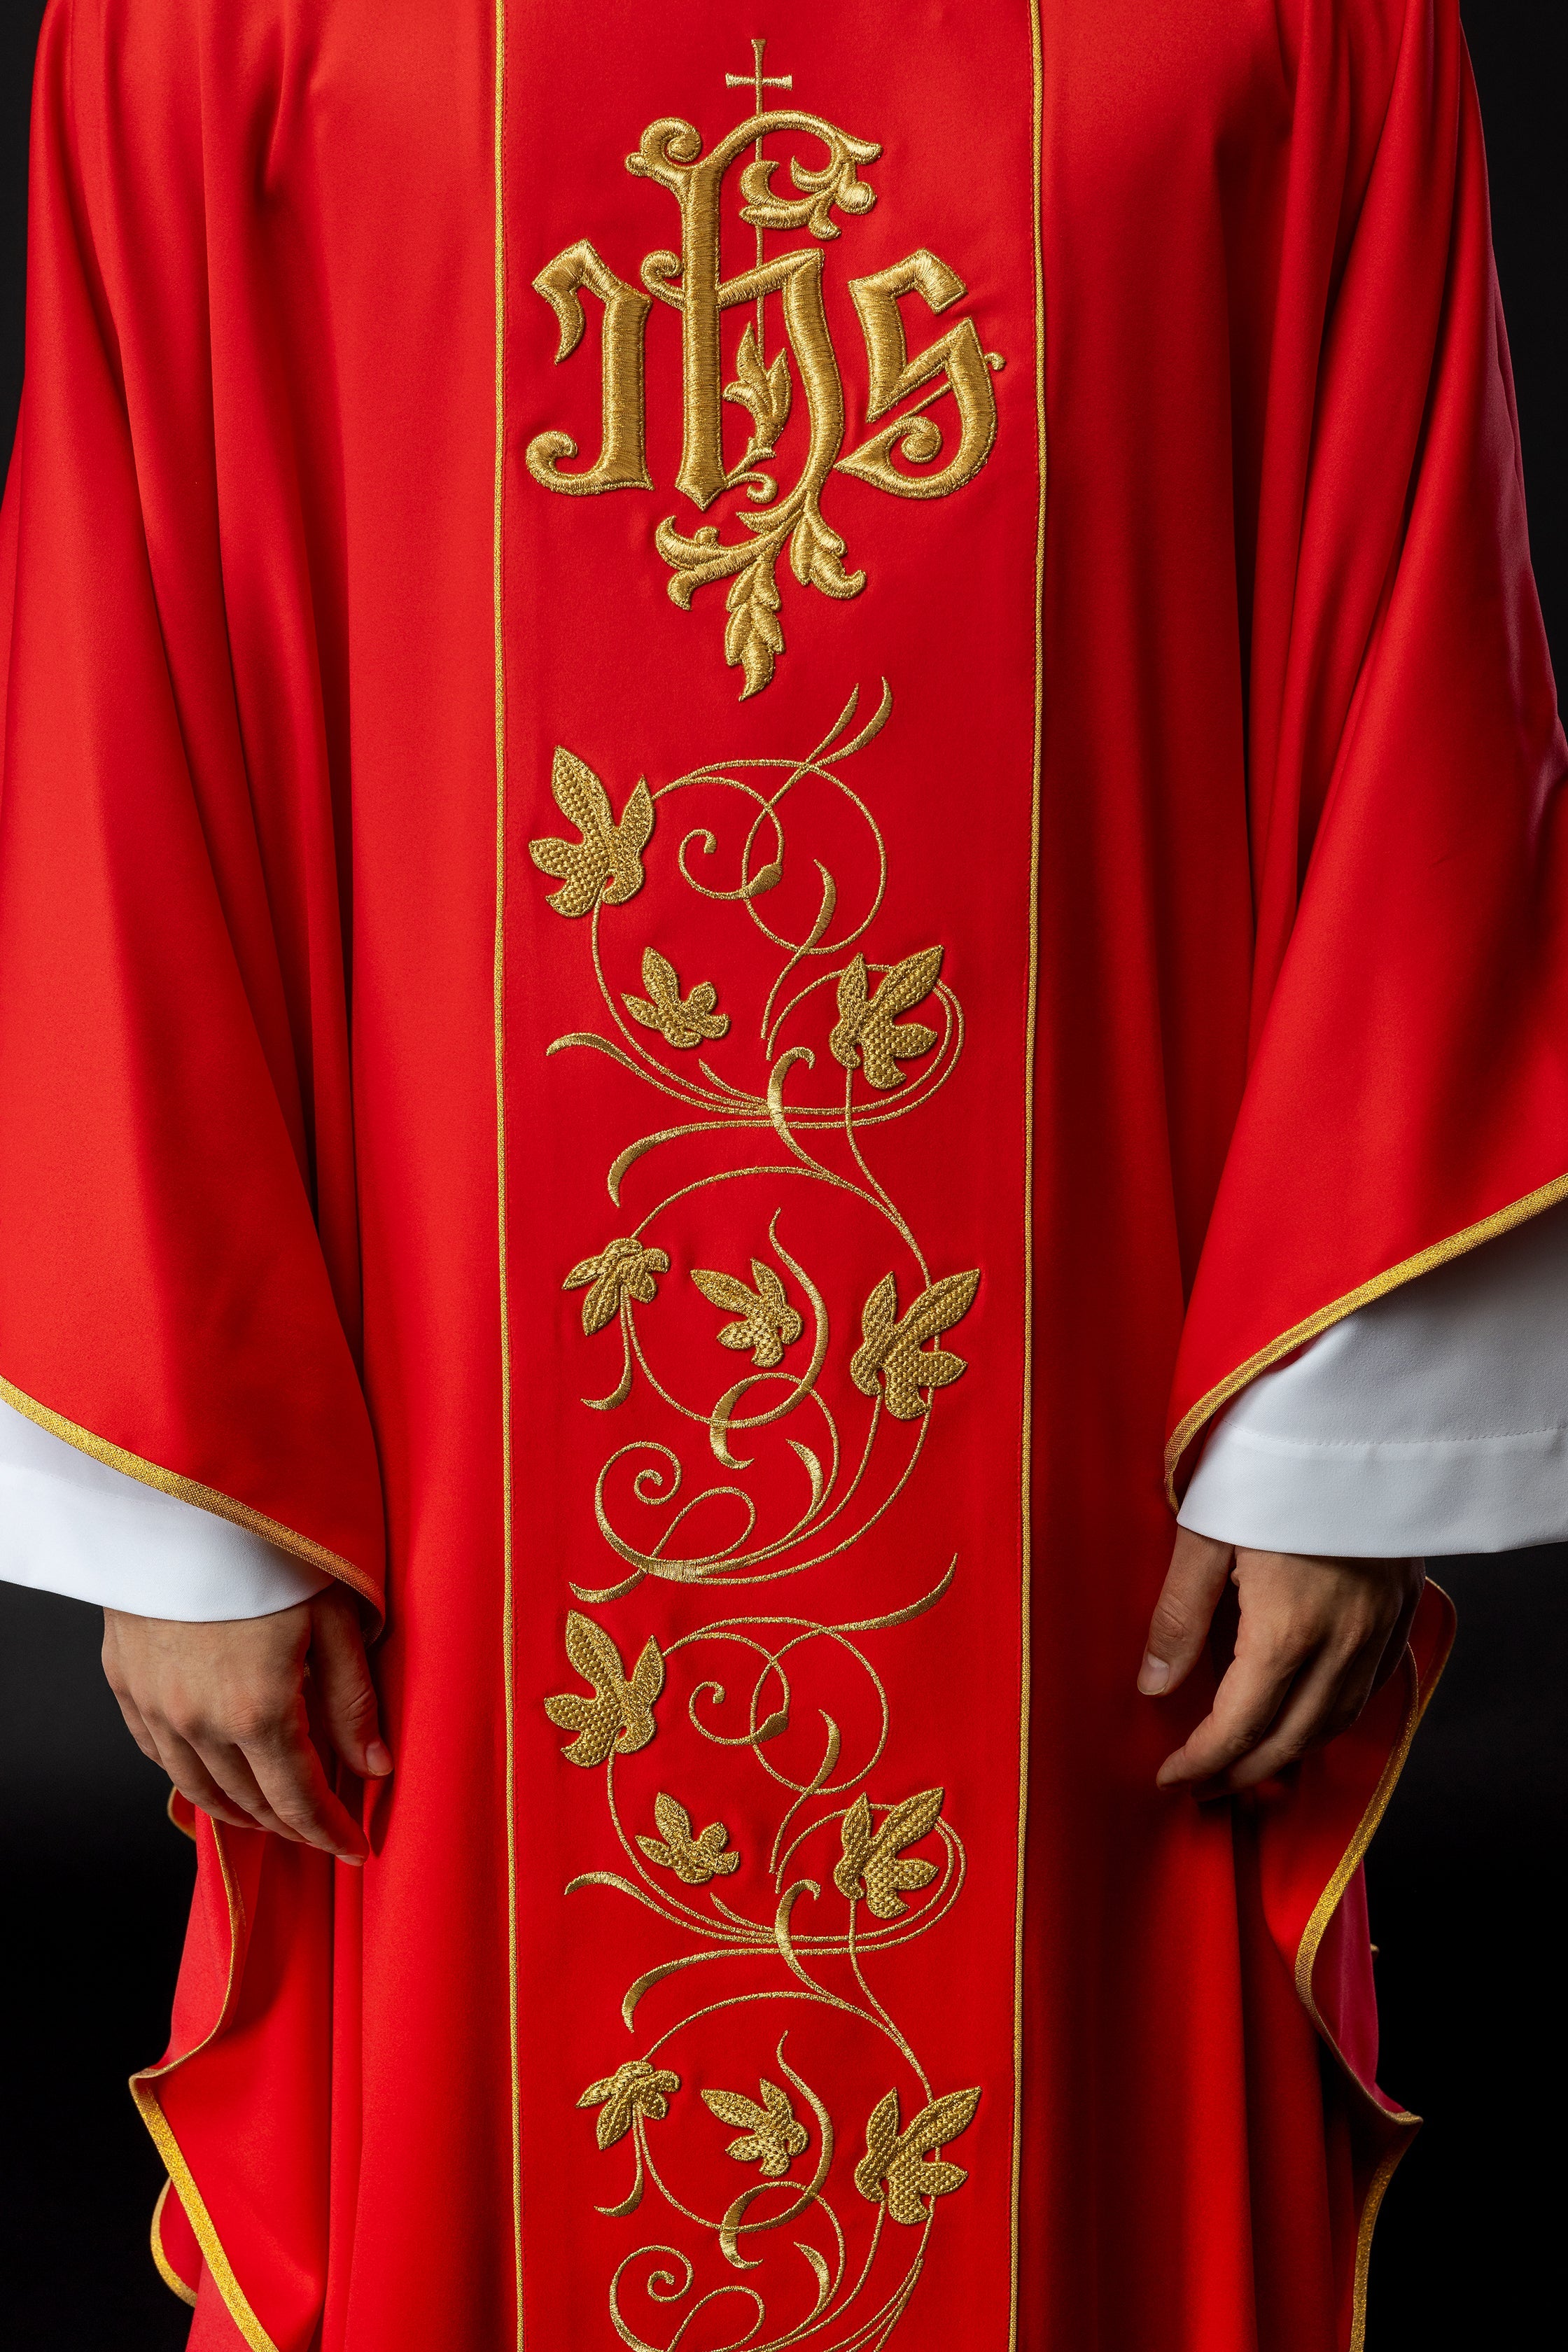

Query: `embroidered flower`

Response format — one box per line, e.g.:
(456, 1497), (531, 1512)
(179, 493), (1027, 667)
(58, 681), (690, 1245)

(623, 946), (729, 1048)
(850, 1268), (979, 1420)
(579, 2058), (681, 2150)
(854, 2086), (981, 2224)
(829, 947), (942, 1090)
(636, 1791), (741, 1886)
(564, 1236), (671, 1336)
(833, 1788), (944, 1919)
(691, 1258), (803, 1368)
(703, 2078), (811, 2177)
(544, 1611), (664, 1768)
(529, 746), (654, 916)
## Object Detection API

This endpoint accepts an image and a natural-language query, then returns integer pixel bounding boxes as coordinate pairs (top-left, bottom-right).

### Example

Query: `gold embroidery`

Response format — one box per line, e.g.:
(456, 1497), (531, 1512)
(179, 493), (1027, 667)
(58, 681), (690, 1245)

(544, 1611), (665, 1766)
(691, 1257), (803, 1366)
(622, 946), (729, 1048)
(829, 947), (943, 1089)
(833, 1786), (944, 1917)
(850, 1268), (981, 1420)
(525, 243), (652, 493)
(704, 2078), (811, 2176)
(563, 1236), (671, 1336)
(854, 2087), (981, 2223)
(580, 2059), (682, 2150)
(838, 253), (1001, 498)
(636, 1791), (741, 1884)
(538, 690), (984, 2344)
(526, 54), (1001, 694)
(528, 747), (654, 916)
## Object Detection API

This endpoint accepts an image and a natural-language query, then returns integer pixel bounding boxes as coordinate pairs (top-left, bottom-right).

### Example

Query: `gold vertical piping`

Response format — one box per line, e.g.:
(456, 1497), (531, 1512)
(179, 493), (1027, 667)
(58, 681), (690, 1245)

(1010, 6), (1046, 2343)
(150, 2179), (199, 2309)
(1164, 1172), (1568, 1503)
(130, 1824), (280, 2352)
(492, 0), (523, 2344)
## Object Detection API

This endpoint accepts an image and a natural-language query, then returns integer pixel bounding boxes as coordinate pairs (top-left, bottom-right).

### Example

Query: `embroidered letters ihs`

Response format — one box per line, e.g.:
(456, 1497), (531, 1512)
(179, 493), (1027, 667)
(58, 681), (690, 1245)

(524, 44), (1002, 697)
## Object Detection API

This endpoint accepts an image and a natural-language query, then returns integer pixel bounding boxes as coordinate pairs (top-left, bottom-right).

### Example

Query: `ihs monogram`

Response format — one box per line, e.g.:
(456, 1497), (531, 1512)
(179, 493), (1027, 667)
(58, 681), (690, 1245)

(526, 39), (1003, 696)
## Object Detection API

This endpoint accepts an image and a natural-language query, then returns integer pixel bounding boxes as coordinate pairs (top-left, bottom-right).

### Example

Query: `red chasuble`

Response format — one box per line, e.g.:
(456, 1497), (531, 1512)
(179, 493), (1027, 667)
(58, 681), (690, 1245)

(1, 1), (1562, 2347)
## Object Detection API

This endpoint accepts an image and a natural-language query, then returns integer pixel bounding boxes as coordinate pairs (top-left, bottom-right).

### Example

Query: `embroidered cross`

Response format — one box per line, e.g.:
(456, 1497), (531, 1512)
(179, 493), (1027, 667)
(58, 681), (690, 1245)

(725, 38), (794, 356)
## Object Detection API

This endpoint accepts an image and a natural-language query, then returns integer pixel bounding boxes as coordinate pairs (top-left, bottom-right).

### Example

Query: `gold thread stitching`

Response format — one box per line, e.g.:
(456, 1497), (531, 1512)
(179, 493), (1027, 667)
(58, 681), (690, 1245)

(130, 1825), (280, 2352)
(150, 2179), (199, 2309)
(1291, 1592), (1456, 2352)
(1011, 6), (1046, 2339)
(526, 69), (1000, 697)
(1163, 1173), (1568, 1504)
(493, 0), (524, 2335)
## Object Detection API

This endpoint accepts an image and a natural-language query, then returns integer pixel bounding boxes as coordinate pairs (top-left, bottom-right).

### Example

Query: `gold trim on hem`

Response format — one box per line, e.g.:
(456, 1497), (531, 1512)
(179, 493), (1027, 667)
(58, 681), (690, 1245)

(1164, 1172), (1568, 1504)
(1292, 1590), (1455, 2352)
(150, 2178), (199, 2309)
(130, 1823), (281, 2352)
(0, 1370), (379, 1612)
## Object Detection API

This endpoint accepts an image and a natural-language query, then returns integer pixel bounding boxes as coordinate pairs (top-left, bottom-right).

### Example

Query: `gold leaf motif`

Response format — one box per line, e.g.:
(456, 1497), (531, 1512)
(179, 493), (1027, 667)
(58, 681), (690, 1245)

(545, 1611), (664, 1768)
(724, 321), (792, 466)
(691, 1258), (803, 1368)
(829, 948), (943, 1089)
(703, 2077), (811, 2176)
(636, 1791), (741, 1885)
(853, 2085), (981, 2224)
(623, 946), (729, 1048)
(563, 1236), (670, 1335)
(832, 1787), (944, 1918)
(579, 2057), (681, 2150)
(528, 746), (654, 916)
(850, 1268), (980, 1420)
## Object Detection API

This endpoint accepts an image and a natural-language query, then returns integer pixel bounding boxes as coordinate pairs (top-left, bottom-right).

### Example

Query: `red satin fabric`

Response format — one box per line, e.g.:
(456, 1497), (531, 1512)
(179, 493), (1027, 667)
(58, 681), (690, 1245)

(0, 1), (1558, 2348)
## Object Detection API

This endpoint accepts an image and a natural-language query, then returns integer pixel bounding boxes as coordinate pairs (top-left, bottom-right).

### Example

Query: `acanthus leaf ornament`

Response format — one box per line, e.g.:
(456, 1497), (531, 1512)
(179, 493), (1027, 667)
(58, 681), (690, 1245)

(636, 1791), (741, 1884)
(525, 62), (1002, 695)
(623, 946), (729, 1048)
(833, 1787), (944, 1919)
(580, 2058), (682, 2151)
(830, 947), (944, 1090)
(703, 2078), (811, 2176)
(528, 747), (654, 916)
(544, 1611), (665, 1767)
(691, 1256), (804, 1367)
(853, 2085), (981, 2224)
(850, 1267), (981, 1420)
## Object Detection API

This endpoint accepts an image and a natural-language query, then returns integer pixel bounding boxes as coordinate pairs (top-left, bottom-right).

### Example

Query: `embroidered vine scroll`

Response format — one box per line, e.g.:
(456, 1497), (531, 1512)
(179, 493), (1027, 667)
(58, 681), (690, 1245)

(503, 9), (1041, 2344)
(526, 687), (992, 2345)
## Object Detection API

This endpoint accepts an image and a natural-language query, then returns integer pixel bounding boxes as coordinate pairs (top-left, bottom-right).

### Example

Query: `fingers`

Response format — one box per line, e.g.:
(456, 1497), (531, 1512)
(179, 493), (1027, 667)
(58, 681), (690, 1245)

(1139, 1531), (1234, 1697)
(1156, 1551), (1420, 1795)
(96, 1597), (374, 1861)
(237, 1693), (369, 1862)
(1156, 1632), (1299, 1788)
(309, 1588), (393, 1780)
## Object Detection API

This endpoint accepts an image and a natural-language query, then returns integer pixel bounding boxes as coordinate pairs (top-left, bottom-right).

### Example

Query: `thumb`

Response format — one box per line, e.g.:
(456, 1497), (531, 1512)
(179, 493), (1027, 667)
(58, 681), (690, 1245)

(309, 1587), (393, 1778)
(1139, 1530), (1234, 1696)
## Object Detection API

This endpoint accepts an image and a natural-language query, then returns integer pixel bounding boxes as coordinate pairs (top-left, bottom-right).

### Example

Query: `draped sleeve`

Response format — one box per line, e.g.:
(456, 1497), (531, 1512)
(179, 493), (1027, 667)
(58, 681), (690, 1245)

(0, 0), (384, 1612)
(1167, 0), (1568, 1495)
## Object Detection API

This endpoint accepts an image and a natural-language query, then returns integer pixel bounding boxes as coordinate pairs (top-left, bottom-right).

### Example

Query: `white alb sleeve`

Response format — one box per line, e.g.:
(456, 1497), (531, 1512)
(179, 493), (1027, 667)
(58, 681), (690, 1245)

(1179, 1200), (1568, 1558)
(0, 1395), (330, 1618)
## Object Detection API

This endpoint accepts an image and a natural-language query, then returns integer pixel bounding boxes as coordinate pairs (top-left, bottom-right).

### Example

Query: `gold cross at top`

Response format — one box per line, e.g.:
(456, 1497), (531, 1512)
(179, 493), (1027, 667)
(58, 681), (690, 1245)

(724, 39), (794, 362)
(725, 36), (792, 118)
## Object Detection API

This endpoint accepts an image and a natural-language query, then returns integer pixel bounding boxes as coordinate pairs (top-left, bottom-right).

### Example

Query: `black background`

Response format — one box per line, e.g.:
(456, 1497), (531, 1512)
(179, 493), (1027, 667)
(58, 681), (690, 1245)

(0, 5), (1563, 2346)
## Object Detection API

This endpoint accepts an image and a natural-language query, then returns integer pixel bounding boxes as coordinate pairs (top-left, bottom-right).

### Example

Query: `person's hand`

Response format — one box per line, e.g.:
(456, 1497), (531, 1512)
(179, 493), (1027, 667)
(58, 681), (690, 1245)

(1138, 1532), (1423, 1795)
(101, 1583), (391, 1861)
